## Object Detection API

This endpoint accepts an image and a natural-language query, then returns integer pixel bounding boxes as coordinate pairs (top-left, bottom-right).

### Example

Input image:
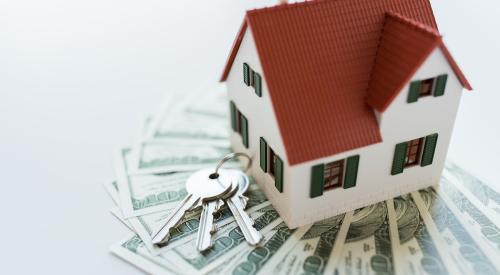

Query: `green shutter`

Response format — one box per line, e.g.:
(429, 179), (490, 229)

(254, 73), (262, 97)
(407, 81), (421, 103)
(240, 114), (249, 148)
(310, 164), (325, 198)
(433, 74), (448, 97)
(391, 142), (408, 175)
(230, 101), (237, 131)
(343, 155), (360, 189)
(421, 133), (438, 166)
(275, 155), (284, 193)
(243, 63), (250, 86)
(260, 137), (267, 172)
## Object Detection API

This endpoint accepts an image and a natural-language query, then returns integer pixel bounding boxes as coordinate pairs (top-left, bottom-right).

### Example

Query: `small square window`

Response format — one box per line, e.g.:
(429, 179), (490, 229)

(249, 69), (255, 87)
(405, 138), (424, 167)
(323, 159), (344, 191)
(235, 109), (242, 134)
(268, 147), (277, 178)
(419, 78), (434, 97)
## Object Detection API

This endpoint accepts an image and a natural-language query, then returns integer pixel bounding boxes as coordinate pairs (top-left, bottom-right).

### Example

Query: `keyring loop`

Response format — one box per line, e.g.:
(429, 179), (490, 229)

(214, 152), (252, 176)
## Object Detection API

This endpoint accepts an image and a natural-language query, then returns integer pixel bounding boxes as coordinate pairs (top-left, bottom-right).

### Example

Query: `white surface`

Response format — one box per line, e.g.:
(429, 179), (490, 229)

(0, 0), (498, 274)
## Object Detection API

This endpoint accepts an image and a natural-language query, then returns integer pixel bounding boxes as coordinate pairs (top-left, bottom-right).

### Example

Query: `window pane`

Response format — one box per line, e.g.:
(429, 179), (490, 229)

(404, 137), (424, 167)
(419, 78), (434, 97)
(323, 159), (344, 191)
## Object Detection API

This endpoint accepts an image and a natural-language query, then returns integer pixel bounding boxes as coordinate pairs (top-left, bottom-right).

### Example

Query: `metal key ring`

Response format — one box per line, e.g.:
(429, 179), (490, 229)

(213, 152), (252, 177)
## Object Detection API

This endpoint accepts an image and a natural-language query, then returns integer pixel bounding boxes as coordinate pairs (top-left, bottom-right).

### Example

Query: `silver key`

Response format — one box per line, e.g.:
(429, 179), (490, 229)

(196, 170), (239, 251)
(151, 168), (233, 245)
(225, 170), (264, 246)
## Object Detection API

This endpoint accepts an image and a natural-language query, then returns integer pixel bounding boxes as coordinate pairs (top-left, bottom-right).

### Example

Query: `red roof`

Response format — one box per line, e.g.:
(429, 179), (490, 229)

(220, 0), (471, 165)
(366, 12), (472, 111)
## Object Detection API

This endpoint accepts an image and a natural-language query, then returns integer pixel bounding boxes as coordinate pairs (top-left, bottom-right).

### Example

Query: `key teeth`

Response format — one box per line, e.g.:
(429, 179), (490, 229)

(214, 200), (224, 212)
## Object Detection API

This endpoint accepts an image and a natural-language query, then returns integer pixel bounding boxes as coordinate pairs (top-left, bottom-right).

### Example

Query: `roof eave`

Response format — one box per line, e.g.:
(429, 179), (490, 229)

(219, 19), (248, 82)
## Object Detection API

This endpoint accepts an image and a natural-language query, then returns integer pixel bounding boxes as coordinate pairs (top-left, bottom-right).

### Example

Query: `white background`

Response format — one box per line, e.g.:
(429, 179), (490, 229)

(0, 0), (498, 274)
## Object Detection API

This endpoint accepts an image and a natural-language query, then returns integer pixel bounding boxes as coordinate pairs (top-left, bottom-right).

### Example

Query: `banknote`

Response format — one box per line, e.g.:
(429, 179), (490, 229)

(434, 179), (500, 265)
(132, 191), (269, 255)
(115, 147), (191, 217)
(183, 86), (228, 119)
(219, 221), (311, 275)
(110, 235), (180, 275)
(132, 141), (238, 174)
(109, 206), (135, 232)
(443, 161), (500, 228)
(160, 204), (283, 274)
(414, 188), (499, 274)
(104, 175), (270, 255)
(260, 212), (350, 275)
(144, 85), (230, 146)
(334, 201), (395, 275)
(390, 195), (449, 274)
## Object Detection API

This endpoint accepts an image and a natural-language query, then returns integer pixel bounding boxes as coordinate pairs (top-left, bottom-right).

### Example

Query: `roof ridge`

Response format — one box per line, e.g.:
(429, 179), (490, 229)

(385, 11), (441, 38)
(365, 12), (391, 104)
(246, 0), (328, 16)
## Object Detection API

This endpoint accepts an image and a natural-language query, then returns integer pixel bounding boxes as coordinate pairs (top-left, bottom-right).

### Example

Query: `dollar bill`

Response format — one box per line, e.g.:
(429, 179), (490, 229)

(160, 204), (283, 274)
(110, 235), (181, 275)
(434, 179), (500, 265)
(103, 180), (120, 206)
(414, 187), (499, 274)
(260, 212), (350, 275)
(182, 84), (229, 119)
(110, 207), (135, 232)
(219, 221), (311, 275)
(334, 201), (395, 275)
(105, 175), (270, 255)
(390, 195), (449, 274)
(443, 162), (500, 228)
(130, 189), (269, 255)
(132, 141), (238, 174)
(144, 84), (230, 146)
(115, 147), (191, 217)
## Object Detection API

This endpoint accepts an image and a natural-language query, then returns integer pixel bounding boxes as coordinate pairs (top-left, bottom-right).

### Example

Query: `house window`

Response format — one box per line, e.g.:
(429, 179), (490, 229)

(249, 70), (255, 87)
(391, 134), (439, 175)
(242, 62), (262, 97)
(405, 138), (424, 167)
(407, 74), (448, 103)
(259, 137), (284, 192)
(229, 101), (249, 148)
(268, 147), (277, 178)
(323, 159), (344, 191)
(419, 78), (434, 97)
(235, 109), (242, 134)
(310, 155), (360, 198)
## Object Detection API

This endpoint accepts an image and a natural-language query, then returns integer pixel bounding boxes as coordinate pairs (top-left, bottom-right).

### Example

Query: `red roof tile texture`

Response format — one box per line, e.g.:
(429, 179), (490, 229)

(366, 12), (472, 111)
(220, 0), (471, 165)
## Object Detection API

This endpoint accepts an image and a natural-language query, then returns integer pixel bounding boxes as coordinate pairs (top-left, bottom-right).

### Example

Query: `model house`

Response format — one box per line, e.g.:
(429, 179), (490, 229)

(220, 0), (472, 228)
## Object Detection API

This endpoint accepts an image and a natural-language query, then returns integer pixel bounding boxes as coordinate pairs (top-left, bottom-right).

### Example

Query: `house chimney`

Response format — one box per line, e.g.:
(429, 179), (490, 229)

(278, 0), (288, 4)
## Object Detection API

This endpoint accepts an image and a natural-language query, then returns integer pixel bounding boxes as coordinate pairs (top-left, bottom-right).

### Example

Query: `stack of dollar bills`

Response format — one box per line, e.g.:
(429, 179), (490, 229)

(104, 85), (500, 275)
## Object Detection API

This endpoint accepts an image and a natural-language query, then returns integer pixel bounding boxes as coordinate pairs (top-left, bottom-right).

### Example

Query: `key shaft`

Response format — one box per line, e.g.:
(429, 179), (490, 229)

(152, 195), (200, 244)
(227, 195), (264, 246)
(196, 200), (220, 251)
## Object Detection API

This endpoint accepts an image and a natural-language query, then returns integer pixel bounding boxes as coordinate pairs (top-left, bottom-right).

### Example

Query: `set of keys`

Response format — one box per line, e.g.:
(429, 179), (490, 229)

(151, 153), (264, 252)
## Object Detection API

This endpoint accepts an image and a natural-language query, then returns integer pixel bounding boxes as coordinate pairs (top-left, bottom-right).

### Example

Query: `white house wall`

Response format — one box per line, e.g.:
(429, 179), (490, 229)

(225, 28), (293, 223)
(286, 47), (464, 228)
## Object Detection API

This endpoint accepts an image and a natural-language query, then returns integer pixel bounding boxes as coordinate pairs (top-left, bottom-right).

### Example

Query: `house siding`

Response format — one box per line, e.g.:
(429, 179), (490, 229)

(225, 27), (293, 223)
